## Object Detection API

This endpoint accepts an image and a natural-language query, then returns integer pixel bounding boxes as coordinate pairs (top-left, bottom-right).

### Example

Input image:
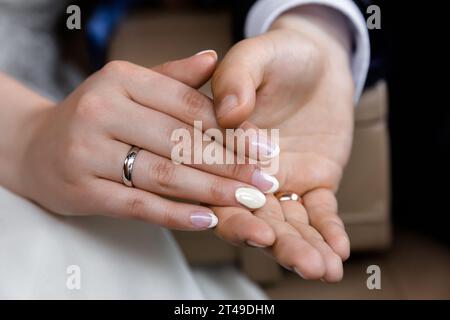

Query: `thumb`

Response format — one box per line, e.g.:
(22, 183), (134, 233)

(211, 40), (268, 128)
(152, 49), (218, 89)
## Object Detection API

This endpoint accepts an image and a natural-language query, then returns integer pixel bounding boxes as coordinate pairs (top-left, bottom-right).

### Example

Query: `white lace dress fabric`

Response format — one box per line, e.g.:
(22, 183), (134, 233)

(0, 0), (266, 299)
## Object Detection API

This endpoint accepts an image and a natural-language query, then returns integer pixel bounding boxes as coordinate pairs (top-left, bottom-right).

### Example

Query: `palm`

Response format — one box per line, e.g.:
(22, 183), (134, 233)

(213, 28), (355, 281)
(248, 30), (354, 195)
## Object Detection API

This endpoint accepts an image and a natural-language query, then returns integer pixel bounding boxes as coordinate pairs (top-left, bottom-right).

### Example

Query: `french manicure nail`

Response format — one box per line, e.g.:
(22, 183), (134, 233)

(250, 133), (280, 161)
(195, 49), (215, 55)
(235, 187), (266, 209)
(293, 267), (305, 279)
(217, 95), (238, 119)
(194, 49), (217, 60)
(251, 169), (279, 194)
(247, 240), (267, 248)
(190, 212), (218, 229)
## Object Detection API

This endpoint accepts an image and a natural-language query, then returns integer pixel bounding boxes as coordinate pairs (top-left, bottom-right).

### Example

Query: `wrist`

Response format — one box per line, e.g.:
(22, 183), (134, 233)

(0, 99), (55, 197)
(16, 104), (55, 197)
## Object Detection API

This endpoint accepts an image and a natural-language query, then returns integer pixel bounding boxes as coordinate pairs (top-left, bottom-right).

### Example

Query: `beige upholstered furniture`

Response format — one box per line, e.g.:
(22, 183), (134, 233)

(110, 9), (391, 284)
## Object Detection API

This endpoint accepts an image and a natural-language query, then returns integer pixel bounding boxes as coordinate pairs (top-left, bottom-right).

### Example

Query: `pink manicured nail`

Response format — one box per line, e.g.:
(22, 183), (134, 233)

(194, 49), (218, 62)
(293, 267), (305, 279)
(190, 212), (218, 229)
(247, 240), (267, 248)
(195, 49), (216, 56)
(250, 133), (280, 161)
(251, 169), (279, 194)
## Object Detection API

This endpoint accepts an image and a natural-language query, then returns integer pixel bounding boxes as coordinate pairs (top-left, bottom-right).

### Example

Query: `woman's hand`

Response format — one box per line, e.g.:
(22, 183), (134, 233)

(211, 6), (356, 279)
(8, 53), (277, 231)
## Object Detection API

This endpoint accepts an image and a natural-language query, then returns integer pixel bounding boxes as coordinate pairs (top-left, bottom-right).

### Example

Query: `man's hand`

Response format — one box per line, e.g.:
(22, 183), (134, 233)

(211, 6), (356, 281)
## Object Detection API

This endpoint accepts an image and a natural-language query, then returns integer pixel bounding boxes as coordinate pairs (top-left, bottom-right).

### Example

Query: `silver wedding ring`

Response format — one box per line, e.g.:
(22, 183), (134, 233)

(122, 146), (141, 187)
(276, 192), (302, 203)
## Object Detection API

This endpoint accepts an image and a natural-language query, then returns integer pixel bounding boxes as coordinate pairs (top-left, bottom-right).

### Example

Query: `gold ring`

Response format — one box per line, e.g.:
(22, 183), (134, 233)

(275, 192), (302, 203)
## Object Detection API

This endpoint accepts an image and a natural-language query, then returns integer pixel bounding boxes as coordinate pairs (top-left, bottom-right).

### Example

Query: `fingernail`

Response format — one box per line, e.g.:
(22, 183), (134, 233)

(250, 133), (280, 161)
(251, 169), (279, 194)
(247, 240), (267, 248)
(217, 95), (238, 119)
(293, 267), (305, 279)
(190, 212), (218, 229)
(194, 49), (217, 61)
(235, 187), (266, 209)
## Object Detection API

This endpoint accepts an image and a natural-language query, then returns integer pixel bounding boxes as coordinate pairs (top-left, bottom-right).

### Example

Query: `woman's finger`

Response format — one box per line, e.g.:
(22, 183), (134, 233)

(88, 178), (218, 231)
(152, 50), (218, 89)
(98, 60), (219, 130)
(282, 200), (343, 282)
(98, 60), (275, 161)
(152, 53), (280, 163)
(93, 139), (267, 209)
(303, 188), (351, 261)
(103, 96), (278, 194)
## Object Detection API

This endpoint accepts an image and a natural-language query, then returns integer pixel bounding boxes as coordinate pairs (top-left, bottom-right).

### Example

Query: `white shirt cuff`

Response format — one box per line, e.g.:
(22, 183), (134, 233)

(245, 0), (370, 103)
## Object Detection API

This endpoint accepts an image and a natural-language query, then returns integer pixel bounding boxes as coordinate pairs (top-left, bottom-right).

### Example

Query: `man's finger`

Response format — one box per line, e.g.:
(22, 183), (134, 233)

(213, 206), (275, 247)
(303, 188), (351, 261)
(211, 39), (270, 128)
(282, 200), (343, 282)
(255, 195), (326, 279)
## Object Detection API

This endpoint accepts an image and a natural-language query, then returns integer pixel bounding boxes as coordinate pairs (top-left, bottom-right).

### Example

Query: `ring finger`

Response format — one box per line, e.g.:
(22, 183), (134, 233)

(93, 139), (267, 209)
(106, 96), (279, 194)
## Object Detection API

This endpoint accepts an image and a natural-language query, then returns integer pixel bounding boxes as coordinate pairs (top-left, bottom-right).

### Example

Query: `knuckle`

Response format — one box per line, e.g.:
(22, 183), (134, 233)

(149, 158), (176, 189)
(101, 60), (134, 77)
(208, 178), (227, 204)
(227, 164), (254, 180)
(181, 89), (208, 120)
(125, 194), (147, 220)
(161, 204), (178, 228)
(287, 213), (310, 226)
(321, 218), (345, 233)
(263, 208), (281, 220)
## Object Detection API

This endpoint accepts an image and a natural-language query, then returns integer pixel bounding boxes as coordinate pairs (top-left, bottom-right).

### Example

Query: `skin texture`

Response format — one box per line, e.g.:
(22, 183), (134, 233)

(211, 7), (355, 282)
(0, 53), (273, 231)
(0, 6), (356, 283)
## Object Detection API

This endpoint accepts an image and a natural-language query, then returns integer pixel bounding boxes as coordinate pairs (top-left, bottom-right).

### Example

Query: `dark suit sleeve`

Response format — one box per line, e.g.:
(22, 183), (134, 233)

(230, 0), (258, 42)
(230, 0), (385, 89)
